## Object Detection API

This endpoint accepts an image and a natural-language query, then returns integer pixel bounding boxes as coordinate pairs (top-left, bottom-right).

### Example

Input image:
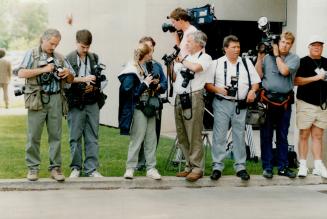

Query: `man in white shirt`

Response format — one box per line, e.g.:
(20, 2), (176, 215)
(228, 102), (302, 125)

(169, 7), (197, 59)
(206, 35), (261, 181)
(173, 31), (212, 182)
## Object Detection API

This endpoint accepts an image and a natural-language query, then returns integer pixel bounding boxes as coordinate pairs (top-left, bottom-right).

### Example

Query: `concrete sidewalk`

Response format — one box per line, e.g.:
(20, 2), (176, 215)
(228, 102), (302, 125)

(1, 175), (326, 191)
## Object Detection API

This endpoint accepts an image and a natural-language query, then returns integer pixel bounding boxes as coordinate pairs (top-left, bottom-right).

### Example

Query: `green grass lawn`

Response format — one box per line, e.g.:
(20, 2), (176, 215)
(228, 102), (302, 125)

(0, 115), (262, 179)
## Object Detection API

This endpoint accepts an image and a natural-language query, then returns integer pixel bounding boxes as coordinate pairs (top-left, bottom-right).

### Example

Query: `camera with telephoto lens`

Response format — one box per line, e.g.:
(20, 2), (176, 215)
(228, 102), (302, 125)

(14, 84), (25, 96)
(145, 61), (160, 90)
(38, 56), (63, 85)
(180, 67), (195, 88)
(162, 23), (176, 33)
(162, 45), (180, 66)
(257, 17), (281, 56)
(226, 76), (238, 97)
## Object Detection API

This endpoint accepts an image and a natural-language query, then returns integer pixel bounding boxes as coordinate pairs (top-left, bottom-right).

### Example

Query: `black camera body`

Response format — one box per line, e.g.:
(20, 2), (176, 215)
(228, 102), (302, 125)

(180, 68), (195, 88)
(162, 23), (176, 33)
(258, 34), (280, 55)
(257, 17), (281, 56)
(38, 57), (63, 85)
(93, 63), (107, 87)
(14, 85), (25, 96)
(226, 76), (238, 97)
(162, 45), (180, 66)
(145, 61), (160, 90)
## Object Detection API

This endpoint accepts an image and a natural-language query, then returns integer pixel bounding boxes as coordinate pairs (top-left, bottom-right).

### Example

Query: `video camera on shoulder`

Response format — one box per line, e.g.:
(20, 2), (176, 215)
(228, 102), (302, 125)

(38, 56), (63, 85)
(180, 67), (195, 88)
(257, 17), (281, 56)
(162, 45), (180, 66)
(226, 76), (238, 97)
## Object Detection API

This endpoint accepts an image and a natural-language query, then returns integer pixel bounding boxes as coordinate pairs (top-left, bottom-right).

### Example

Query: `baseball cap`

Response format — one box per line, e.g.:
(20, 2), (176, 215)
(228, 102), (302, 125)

(308, 35), (325, 46)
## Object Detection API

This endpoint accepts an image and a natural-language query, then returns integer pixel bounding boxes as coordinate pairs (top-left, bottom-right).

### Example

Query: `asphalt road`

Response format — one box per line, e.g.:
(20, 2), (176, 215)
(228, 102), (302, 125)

(0, 185), (327, 219)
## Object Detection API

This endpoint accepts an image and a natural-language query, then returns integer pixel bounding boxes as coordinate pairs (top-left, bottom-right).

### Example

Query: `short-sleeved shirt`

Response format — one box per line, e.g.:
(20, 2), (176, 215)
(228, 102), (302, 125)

(179, 25), (197, 58)
(296, 56), (327, 106)
(261, 53), (300, 94)
(208, 56), (261, 100)
(174, 50), (212, 94)
(19, 49), (75, 93)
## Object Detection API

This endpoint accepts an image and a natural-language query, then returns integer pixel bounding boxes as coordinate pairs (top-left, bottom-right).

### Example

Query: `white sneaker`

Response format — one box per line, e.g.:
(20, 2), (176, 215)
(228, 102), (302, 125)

(297, 165), (308, 178)
(89, 170), (103, 177)
(124, 169), (134, 179)
(69, 169), (80, 178)
(313, 163), (327, 178)
(146, 168), (161, 180)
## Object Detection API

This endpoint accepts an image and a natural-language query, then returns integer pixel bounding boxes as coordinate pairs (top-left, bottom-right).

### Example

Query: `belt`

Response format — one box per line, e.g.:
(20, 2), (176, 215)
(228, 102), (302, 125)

(215, 95), (245, 102)
(176, 89), (204, 96)
(43, 90), (61, 95)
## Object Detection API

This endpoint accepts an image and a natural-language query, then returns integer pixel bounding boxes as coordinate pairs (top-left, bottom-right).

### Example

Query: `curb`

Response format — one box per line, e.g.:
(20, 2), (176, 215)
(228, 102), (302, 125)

(0, 175), (326, 191)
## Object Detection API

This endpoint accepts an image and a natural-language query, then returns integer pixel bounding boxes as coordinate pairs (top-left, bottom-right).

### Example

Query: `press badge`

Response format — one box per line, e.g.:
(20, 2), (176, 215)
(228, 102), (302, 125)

(314, 68), (324, 75)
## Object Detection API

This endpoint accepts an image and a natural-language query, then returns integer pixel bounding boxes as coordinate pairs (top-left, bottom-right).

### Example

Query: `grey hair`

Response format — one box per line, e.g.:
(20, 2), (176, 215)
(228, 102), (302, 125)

(40, 28), (61, 43)
(187, 30), (207, 48)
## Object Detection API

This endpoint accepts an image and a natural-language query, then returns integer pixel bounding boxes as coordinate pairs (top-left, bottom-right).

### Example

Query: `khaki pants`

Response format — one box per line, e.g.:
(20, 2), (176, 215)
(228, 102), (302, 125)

(175, 90), (204, 174)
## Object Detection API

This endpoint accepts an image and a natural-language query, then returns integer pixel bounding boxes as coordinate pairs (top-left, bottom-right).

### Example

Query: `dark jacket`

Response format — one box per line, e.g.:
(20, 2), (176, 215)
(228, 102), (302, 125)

(118, 63), (148, 135)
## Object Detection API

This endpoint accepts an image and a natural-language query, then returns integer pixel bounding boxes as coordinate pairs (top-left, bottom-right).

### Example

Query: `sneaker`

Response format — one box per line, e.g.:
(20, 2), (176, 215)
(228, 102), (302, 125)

(69, 169), (80, 178)
(297, 165), (308, 178)
(124, 169), (134, 179)
(313, 163), (327, 178)
(146, 168), (161, 180)
(50, 167), (65, 182)
(262, 169), (273, 179)
(236, 170), (250, 181)
(27, 169), (39, 181)
(278, 168), (296, 178)
(89, 170), (103, 177)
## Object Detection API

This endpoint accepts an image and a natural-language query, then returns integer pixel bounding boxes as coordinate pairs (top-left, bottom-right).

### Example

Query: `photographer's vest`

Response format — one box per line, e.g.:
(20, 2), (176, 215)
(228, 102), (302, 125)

(65, 51), (99, 108)
(24, 47), (68, 114)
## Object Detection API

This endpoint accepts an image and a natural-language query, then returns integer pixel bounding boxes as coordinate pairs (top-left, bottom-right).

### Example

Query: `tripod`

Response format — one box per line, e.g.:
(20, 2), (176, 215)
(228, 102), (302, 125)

(164, 107), (213, 171)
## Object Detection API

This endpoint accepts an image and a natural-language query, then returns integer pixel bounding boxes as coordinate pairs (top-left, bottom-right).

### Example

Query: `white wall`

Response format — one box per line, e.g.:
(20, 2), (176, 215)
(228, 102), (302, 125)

(48, 0), (287, 131)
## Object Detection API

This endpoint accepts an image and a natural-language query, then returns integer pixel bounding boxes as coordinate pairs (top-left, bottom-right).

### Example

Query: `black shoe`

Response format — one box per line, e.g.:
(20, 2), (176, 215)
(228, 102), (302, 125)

(236, 170), (250, 181)
(262, 169), (273, 179)
(278, 168), (296, 178)
(210, 170), (222, 181)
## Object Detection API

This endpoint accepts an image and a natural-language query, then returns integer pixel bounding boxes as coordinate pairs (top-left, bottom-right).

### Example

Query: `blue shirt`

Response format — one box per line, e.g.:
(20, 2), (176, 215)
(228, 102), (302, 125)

(19, 49), (75, 93)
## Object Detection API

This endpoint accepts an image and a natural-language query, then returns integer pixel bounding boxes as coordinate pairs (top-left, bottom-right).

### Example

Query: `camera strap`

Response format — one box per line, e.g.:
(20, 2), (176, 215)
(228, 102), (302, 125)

(223, 61), (240, 86)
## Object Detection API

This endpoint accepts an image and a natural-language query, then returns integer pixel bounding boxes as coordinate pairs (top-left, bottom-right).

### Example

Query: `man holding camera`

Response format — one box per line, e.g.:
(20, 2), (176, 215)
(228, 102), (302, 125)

(66, 29), (107, 178)
(294, 35), (327, 178)
(18, 29), (74, 182)
(205, 35), (260, 181)
(173, 31), (212, 182)
(255, 31), (300, 179)
(169, 7), (197, 59)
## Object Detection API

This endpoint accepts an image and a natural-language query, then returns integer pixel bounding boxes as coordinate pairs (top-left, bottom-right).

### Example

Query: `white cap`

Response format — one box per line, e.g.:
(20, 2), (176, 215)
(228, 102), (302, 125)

(308, 35), (325, 46)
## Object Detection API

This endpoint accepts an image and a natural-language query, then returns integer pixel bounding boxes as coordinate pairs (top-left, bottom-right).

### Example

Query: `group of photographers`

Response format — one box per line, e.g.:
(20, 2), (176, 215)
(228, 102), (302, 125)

(18, 29), (107, 181)
(16, 6), (327, 182)
(166, 7), (327, 182)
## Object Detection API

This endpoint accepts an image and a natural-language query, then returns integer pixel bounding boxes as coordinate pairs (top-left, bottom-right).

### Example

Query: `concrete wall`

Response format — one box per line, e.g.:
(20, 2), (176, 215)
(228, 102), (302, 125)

(48, 0), (287, 132)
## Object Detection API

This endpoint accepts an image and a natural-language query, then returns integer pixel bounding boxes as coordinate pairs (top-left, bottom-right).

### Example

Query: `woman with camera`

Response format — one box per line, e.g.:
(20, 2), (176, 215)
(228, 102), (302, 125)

(118, 42), (161, 180)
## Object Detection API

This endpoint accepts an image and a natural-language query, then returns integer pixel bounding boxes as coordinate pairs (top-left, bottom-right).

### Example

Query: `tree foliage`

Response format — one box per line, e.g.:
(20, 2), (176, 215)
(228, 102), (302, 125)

(0, 0), (48, 50)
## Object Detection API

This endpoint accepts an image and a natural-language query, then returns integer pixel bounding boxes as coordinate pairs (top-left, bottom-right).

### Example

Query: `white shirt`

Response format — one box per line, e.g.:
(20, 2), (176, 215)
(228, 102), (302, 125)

(179, 25), (197, 58)
(208, 56), (261, 100)
(174, 50), (212, 94)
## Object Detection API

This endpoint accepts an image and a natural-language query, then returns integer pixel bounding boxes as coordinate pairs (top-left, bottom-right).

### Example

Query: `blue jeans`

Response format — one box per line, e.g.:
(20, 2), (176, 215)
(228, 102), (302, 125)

(260, 105), (292, 171)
